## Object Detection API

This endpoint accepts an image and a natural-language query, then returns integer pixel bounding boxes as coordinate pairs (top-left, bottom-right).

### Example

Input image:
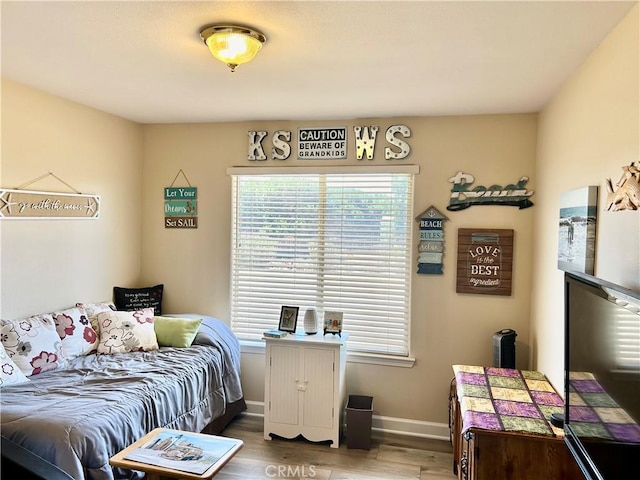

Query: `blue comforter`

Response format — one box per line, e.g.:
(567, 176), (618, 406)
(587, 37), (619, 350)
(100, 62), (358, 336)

(0, 315), (242, 480)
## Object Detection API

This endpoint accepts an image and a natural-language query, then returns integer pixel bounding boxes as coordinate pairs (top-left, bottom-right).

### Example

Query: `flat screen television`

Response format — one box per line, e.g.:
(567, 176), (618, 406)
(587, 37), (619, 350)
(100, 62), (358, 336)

(564, 271), (640, 480)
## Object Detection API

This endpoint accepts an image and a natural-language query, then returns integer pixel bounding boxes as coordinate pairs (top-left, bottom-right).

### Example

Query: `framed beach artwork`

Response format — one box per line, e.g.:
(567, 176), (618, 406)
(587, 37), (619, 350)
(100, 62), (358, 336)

(558, 186), (598, 275)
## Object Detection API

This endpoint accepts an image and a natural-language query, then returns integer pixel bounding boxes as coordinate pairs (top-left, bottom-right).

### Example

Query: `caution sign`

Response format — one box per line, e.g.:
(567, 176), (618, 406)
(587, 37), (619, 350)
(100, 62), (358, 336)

(297, 127), (347, 159)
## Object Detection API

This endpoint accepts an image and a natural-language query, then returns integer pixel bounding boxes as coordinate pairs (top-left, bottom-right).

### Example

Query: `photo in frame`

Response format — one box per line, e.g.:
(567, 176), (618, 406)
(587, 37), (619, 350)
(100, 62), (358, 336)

(323, 311), (343, 336)
(558, 186), (598, 275)
(278, 306), (299, 333)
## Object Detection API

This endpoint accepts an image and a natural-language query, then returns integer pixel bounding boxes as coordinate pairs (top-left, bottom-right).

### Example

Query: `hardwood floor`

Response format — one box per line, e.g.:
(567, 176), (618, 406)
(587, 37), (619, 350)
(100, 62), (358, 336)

(213, 414), (457, 480)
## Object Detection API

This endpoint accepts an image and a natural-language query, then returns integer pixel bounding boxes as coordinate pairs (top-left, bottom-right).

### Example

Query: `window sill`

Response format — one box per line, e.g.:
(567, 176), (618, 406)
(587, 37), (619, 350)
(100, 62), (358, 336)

(346, 351), (415, 368)
(239, 340), (415, 368)
(240, 340), (267, 354)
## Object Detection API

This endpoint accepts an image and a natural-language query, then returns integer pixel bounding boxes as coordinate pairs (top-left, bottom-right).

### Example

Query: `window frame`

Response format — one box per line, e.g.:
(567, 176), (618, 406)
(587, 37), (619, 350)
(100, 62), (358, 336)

(227, 165), (419, 362)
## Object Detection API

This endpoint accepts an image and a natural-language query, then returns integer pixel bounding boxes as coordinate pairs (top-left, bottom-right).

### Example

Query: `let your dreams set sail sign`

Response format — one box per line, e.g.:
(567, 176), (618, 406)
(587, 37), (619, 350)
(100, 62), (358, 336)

(164, 187), (197, 229)
(164, 170), (197, 229)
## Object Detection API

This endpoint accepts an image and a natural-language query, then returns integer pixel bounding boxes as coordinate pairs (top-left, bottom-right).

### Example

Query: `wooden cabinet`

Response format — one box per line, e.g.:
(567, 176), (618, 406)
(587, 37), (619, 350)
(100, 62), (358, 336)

(449, 379), (583, 480)
(264, 333), (348, 448)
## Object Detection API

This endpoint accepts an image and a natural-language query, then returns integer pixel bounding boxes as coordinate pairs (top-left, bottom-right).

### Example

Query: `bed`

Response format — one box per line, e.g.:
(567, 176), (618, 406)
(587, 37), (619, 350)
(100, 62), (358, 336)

(0, 314), (245, 480)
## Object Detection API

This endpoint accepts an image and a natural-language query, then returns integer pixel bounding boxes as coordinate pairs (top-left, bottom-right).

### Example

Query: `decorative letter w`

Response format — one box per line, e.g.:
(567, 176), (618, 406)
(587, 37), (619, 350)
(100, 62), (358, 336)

(353, 126), (379, 160)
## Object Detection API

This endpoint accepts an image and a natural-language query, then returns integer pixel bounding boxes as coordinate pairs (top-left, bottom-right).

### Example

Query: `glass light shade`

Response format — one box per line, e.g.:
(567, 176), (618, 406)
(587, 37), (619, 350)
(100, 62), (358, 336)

(200, 24), (266, 72)
(206, 31), (263, 69)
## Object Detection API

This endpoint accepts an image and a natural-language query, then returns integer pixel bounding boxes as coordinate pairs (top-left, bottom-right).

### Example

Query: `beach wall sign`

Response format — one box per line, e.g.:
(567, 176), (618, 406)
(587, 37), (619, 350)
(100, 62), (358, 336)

(447, 172), (534, 211)
(416, 206), (448, 274)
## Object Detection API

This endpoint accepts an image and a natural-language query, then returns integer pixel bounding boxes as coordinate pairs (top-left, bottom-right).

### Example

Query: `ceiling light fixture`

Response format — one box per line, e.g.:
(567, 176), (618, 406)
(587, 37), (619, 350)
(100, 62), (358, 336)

(200, 24), (267, 72)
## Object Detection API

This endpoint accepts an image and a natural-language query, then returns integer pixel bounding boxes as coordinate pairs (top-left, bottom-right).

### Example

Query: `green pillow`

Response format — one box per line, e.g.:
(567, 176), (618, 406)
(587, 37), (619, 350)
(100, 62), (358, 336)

(154, 316), (202, 347)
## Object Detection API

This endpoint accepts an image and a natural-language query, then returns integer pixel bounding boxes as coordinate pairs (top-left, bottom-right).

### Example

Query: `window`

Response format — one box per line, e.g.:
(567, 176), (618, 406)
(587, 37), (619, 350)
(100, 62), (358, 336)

(229, 166), (417, 356)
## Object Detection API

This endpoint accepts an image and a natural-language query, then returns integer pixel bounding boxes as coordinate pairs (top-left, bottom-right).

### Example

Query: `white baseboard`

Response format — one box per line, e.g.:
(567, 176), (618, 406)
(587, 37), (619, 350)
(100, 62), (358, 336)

(371, 414), (450, 440)
(244, 400), (265, 416)
(243, 400), (450, 441)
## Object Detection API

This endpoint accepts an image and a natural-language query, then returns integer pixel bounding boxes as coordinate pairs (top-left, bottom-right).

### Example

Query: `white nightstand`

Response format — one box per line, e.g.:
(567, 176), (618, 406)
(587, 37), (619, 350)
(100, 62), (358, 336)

(263, 332), (348, 448)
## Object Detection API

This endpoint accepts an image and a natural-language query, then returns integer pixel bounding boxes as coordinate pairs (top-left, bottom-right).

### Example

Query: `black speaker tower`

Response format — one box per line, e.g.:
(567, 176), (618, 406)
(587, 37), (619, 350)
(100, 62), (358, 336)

(493, 329), (517, 369)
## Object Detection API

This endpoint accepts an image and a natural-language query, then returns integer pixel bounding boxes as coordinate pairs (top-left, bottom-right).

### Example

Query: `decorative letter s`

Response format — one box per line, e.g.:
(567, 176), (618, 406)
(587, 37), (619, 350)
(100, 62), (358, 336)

(271, 131), (291, 160)
(385, 125), (411, 160)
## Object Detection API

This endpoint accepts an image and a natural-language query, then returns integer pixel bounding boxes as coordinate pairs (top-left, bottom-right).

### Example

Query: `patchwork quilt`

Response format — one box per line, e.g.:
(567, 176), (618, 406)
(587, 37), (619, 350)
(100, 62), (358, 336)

(453, 364), (565, 437)
(568, 371), (640, 443)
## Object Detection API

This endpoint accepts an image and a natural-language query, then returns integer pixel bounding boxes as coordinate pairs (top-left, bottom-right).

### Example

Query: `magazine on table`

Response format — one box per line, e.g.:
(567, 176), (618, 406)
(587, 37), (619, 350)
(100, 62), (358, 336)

(124, 429), (242, 475)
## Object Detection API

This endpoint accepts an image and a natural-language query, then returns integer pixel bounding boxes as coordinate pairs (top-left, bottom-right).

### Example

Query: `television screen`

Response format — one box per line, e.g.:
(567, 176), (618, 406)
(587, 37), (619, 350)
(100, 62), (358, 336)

(564, 271), (640, 480)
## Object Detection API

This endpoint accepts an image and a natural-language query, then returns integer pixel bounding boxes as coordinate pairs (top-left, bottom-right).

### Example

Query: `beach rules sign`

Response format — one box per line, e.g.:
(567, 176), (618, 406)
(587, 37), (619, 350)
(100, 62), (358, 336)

(416, 206), (448, 274)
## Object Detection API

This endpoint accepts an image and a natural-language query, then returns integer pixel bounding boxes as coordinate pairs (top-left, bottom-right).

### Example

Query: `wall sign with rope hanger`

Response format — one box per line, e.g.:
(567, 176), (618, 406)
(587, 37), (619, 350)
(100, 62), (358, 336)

(164, 169), (197, 229)
(0, 172), (100, 219)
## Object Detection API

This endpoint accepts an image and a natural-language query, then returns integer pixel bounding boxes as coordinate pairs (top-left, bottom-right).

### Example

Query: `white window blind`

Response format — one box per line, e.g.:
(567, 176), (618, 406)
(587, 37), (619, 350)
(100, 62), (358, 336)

(229, 168), (415, 356)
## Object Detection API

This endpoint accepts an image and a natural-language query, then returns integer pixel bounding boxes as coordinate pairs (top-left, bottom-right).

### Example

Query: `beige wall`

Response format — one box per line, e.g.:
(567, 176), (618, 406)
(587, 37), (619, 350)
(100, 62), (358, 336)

(1, 4), (636, 432)
(141, 114), (537, 424)
(532, 4), (639, 391)
(0, 79), (143, 318)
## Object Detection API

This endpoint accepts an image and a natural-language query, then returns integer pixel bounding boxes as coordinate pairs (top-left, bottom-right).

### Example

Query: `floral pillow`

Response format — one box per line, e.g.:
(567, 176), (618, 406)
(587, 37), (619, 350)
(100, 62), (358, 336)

(0, 314), (65, 376)
(96, 308), (159, 354)
(76, 301), (116, 335)
(52, 306), (98, 359)
(0, 343), (29, 386)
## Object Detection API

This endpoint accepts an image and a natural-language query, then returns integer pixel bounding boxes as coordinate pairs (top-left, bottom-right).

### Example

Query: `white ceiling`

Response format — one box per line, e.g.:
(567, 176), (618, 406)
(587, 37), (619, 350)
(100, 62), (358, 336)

(1, 1), (637, 124)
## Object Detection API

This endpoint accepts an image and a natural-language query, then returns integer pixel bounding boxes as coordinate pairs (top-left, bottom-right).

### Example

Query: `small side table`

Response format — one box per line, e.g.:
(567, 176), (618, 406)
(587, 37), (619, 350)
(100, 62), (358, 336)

(109, 428), (243, 480)
(263, 332), (348, 448)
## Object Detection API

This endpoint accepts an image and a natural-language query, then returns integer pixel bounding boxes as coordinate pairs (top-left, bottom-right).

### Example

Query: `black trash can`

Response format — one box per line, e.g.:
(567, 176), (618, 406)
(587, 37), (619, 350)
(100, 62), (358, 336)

(346, 395), (373, 450)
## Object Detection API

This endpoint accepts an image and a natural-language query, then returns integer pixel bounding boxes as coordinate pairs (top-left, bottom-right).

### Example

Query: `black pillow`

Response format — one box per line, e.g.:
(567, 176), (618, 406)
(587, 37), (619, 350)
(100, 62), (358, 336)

(113, 284), (163, 316)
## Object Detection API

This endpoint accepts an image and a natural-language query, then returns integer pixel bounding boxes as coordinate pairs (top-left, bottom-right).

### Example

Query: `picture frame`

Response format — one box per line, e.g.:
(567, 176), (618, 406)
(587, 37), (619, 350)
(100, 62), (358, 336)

(323, 311), (343, 336)
(278, 306), (299, 333)
(557, 186), (598, 275)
